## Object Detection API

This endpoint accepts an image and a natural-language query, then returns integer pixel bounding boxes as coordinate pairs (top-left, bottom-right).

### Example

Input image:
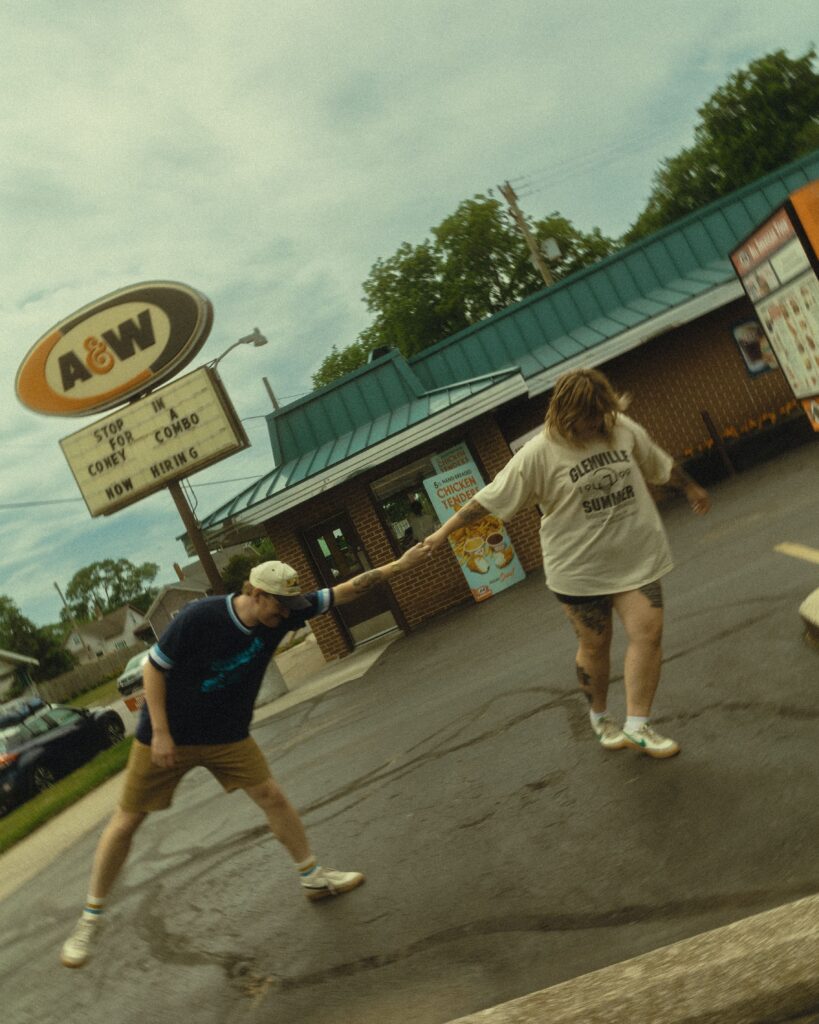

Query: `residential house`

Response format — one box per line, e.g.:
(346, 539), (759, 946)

(0, 649), (39, 700)
(64, 605), (148, 665)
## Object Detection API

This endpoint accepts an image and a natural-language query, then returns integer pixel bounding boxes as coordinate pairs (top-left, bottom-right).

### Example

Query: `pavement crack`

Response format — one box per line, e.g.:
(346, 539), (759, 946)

(245, 881), (819, 997)
(300, 695), (569, 817)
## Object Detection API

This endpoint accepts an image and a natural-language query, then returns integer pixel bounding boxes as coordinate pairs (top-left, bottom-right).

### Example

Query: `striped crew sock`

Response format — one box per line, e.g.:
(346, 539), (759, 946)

(296, 856), (319, 879)
(82, 895), (105, 922)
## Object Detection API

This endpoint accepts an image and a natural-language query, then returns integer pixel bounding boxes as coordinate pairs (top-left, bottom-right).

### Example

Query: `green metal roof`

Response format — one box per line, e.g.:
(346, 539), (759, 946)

(268, 351), (425, 465)
(202, 149), (819, 531)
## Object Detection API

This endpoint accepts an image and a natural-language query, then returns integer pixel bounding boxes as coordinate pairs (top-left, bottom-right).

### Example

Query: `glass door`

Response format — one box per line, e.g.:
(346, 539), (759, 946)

(302, 513), (401, 645)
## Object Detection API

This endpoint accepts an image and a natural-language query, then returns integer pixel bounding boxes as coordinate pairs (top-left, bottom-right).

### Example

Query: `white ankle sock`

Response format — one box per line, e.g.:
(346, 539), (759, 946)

(624, 716), (649, 733)
(589, 709), (608, 726)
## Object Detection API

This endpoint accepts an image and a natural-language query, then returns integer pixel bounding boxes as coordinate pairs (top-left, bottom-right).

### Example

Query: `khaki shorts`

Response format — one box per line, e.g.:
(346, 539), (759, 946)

(120, 736), (272, 813)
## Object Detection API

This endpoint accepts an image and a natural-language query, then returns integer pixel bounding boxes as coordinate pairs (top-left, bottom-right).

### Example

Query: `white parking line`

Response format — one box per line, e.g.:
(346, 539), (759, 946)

(774, 543), (819, 565)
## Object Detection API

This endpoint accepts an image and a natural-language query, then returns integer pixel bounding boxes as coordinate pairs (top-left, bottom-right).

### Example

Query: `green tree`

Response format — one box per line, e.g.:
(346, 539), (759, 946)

(311, 339), (372, 391)
(63, 558), (159, 621)
(0, 596), (75, 686)
(312, 196), (617, 388)
(360, 239), (462, 359)
(220, 538), (277, 593)
(626, 48), (819, 241)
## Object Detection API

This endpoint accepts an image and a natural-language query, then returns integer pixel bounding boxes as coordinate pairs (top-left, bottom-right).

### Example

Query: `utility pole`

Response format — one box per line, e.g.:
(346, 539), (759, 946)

(54, 581), (95, 661)
(498, 180), (554, 287)
(262, 376), (280, 410)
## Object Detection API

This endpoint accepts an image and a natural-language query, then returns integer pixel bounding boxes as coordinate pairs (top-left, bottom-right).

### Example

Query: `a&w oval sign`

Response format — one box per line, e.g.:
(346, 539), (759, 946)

(16, 281), (213, 417)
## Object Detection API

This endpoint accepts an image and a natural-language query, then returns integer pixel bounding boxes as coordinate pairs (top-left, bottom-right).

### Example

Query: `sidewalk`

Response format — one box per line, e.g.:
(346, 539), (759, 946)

(0, 633), (400, 905)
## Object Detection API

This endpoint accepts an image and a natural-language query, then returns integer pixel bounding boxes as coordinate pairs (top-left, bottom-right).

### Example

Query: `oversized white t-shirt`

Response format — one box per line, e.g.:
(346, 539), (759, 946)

(475, 415), (675, 596)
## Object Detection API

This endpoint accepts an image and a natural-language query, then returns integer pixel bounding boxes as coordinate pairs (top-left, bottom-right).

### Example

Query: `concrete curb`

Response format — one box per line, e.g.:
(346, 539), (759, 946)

(445, 893), (819, 1024)
(799, 587), (819, 649)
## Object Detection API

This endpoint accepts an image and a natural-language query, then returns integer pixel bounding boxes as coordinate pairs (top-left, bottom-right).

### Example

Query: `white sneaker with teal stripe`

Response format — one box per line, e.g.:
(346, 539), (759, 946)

(622, 723), (680, 759)
(301, 866), (365, 901)
(592, 716), (629, 750)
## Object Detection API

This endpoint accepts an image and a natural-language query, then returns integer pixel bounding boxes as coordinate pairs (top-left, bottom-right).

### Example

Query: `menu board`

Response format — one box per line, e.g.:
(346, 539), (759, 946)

(731, 207), (819, 399)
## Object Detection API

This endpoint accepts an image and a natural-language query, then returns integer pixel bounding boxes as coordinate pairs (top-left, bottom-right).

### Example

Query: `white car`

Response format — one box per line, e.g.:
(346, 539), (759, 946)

(116, 652), (148, 697)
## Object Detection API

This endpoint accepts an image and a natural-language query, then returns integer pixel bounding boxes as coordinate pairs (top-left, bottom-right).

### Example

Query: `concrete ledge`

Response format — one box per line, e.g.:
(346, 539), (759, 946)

(445, 894), (819, 1024)
(799, 587), (819, 649)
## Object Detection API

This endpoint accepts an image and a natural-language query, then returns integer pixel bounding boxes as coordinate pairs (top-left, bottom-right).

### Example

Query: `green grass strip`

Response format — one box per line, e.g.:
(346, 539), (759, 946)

(67, 678), (121, 708)
(0, 737), (133, 855)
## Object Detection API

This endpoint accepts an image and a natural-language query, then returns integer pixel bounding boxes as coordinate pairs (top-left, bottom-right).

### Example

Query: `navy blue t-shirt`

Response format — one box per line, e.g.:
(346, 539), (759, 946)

(135, 590), (333, 745)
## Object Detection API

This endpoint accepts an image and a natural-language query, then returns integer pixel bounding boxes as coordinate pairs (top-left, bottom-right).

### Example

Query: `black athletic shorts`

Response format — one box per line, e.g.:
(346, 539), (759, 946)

(552, 590), (611, 606)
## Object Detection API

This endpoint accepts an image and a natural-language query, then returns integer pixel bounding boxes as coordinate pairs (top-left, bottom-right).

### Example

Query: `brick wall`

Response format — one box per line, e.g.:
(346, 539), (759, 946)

(606, 298), (795, 457)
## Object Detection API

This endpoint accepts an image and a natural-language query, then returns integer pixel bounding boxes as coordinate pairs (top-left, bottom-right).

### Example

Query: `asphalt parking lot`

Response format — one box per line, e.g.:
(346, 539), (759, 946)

(0, 440), (817, 1024)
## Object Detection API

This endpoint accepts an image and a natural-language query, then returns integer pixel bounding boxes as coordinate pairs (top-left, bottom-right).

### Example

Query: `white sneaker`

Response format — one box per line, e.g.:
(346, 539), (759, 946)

(60, 916), (101, 968)
(591, 715), (629, 750)
(622, 723), (680, 759)
(301, 866), (365, 901)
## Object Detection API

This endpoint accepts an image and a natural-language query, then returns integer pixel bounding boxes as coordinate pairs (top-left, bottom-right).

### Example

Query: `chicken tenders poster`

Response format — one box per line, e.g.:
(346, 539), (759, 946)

(424, 446), (525, 602)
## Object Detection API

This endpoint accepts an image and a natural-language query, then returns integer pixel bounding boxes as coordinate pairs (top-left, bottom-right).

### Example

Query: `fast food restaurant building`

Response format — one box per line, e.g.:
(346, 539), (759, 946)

(200, 151), (819, 663)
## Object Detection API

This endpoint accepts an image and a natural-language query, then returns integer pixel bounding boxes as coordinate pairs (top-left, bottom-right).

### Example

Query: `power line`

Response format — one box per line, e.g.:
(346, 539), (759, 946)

(0, 474), (270, 509)
(498, 119), (694, 204)
(0, 498), (85, 508)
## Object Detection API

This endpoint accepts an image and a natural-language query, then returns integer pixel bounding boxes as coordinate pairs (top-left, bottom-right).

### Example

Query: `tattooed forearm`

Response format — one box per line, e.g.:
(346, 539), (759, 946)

(452, 499), (490, 528)
(351, 569), (386, 593)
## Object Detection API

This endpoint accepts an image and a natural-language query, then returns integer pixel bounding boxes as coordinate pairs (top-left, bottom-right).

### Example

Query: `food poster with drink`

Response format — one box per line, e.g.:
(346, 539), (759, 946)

(424, 444), (525, 602)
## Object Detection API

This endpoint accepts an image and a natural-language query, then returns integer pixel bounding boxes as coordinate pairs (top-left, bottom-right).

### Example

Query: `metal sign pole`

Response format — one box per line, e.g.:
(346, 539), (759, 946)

(167, 480), (225, 594)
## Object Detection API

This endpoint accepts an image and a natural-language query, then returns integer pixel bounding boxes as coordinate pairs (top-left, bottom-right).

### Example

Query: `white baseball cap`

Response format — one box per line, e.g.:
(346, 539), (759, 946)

(248, 561), (310, 609)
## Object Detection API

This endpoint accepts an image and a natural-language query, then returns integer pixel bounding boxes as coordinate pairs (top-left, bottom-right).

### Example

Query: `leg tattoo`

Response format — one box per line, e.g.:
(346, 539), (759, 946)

(575, 597), (613, 635)
(638, 581), (663, 609)
(576, 664), (593, 703)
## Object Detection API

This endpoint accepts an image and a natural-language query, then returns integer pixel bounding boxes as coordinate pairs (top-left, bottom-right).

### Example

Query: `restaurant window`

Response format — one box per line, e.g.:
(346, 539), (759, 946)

(371, 454), (443, 551)
(371, 448), (475, 551)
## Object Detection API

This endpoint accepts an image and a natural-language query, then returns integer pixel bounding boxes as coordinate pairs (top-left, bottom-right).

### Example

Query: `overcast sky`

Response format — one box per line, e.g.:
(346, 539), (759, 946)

(1, 1), (816, 627)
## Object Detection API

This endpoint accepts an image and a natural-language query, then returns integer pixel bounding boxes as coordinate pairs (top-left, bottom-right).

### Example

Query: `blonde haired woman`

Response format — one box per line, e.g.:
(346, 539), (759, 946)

(425, 368), (710, 758)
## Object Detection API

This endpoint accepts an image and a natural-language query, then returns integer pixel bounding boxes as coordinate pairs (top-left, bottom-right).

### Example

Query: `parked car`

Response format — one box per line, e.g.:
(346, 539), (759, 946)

(116, 651), (148, 697)
(0, 697), (125, 816)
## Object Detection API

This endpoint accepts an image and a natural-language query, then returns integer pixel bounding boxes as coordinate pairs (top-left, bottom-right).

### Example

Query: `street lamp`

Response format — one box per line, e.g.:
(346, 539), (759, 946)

(208, 327), (268, 370)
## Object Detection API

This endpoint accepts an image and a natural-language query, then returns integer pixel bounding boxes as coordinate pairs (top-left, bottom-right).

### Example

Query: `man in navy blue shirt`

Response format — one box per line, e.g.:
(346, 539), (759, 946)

(62, 547), (429, 968)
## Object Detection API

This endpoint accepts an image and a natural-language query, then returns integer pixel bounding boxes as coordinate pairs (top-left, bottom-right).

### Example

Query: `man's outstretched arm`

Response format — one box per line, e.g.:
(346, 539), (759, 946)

(331, 543), (431, 606)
